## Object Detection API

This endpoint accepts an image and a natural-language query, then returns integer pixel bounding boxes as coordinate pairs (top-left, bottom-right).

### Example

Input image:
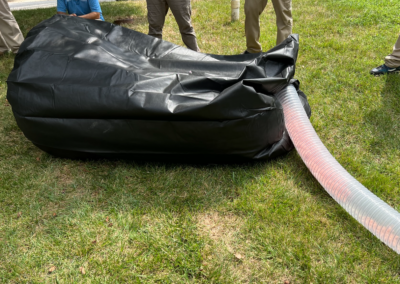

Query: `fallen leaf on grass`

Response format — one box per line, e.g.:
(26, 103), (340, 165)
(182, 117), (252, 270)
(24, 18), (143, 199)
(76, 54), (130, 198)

(53, 213), (57, 217)
(48, 266), (56, 274)
(108, 223), (113, 227)
(105, 216), (109, 222)
(36, 157), (40, 161)
(284, 280), (290, 284)
(79, 267), (86, 274)
(234, 253), (243, 260)
(17, 212), (22, 218)
(92, 240), (97, 244)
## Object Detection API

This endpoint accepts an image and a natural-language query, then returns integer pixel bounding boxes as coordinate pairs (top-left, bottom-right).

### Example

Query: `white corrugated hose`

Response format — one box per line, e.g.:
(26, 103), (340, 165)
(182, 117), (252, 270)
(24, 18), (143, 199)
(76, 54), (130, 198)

(276, 84), (400, 253)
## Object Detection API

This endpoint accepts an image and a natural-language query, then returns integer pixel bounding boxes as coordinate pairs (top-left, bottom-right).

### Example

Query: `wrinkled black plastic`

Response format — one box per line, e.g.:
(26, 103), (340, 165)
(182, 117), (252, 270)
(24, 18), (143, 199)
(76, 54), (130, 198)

(7, 15), (311, 161)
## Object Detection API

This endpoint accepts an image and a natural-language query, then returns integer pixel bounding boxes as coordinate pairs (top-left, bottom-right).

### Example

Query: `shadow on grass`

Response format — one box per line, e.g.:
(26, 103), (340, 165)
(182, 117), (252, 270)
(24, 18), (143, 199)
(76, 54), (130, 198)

(363, 74), (400, 154)
(33, 152), (274, 212)
(102, 1), (147, 27)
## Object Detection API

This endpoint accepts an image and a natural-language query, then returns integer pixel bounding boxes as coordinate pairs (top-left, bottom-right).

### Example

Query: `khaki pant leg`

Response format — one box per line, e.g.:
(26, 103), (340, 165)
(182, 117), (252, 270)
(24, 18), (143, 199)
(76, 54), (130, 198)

(0, 31), (9, 53)
(384, 34), (400, 68)
(0, 0), (24, 53)
(167, 0), (199, 51)
(271, 0), (292, 45)
(146, 0), (169, 39)
(244, 0), (268, 53)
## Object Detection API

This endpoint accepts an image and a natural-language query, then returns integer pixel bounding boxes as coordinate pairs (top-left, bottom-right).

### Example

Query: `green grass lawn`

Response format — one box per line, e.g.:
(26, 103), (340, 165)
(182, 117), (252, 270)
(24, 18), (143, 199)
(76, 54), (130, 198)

(1, 0), (400, 282)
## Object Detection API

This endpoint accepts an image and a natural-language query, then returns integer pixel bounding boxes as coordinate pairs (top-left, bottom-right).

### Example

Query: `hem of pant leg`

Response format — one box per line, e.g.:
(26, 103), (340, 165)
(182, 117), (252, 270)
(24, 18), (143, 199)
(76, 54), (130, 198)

(386, 65), (400, 68)
(247, 49), (262, 53)
(384, 61), (400, 68)
(148, 33), (163, 40)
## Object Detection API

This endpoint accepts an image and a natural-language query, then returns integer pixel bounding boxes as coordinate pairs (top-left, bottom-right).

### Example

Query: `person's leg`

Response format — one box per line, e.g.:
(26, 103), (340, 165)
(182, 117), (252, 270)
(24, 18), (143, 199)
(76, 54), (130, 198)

(0, 32), (9, 54)
(370, 34), (400, 75)
(146, 0), (169, 39)
(244, 0), (268, 53)
(0, 0), (24, 54)
(384, 34), (400, 68)
(167, 0), (199, 51)
(271, 0), (292, 45)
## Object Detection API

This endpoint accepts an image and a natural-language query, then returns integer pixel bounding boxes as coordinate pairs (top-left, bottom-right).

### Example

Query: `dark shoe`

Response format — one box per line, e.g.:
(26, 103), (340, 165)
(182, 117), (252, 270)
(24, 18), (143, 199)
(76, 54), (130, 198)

(370, 64), (400, 76)
(243, 50), (250, 54)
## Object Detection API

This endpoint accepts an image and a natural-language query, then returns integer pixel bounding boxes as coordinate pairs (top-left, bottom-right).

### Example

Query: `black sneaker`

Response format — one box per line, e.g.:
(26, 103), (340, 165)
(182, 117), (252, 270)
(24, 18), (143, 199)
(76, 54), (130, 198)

(370, 64), (400, 76)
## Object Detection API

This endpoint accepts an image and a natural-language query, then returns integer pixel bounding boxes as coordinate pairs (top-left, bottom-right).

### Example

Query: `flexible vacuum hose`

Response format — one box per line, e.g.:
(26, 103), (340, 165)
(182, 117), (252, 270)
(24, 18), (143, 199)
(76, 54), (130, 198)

(275, 84), (400, 253)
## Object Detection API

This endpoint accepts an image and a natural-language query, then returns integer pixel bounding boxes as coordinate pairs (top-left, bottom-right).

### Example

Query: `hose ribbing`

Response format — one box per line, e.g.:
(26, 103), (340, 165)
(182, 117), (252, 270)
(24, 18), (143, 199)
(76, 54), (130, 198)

(276, 84), (400, 253)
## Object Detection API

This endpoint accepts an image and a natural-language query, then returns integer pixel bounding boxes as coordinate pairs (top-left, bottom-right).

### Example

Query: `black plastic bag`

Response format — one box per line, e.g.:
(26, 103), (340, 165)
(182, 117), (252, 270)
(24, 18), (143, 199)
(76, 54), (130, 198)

(7, 15), (311, 161)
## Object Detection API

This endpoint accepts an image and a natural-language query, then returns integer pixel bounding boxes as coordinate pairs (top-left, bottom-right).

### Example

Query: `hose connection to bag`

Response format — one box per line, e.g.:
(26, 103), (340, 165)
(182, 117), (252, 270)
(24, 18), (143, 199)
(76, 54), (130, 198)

(275, 84), (400, 253)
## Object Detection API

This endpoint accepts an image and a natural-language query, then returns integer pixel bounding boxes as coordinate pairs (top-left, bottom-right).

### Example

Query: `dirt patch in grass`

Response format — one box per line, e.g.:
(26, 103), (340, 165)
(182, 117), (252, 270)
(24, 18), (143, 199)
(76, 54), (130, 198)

(54, 165), (75, 187)
(197, 212), (299, 283)
(197, 212), (258, 281)
(197, 211), (244, 252)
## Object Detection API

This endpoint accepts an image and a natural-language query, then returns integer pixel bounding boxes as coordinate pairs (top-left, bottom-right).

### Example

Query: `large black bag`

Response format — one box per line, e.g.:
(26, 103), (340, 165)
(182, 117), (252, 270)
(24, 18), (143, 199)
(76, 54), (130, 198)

(7, 15), (311, 161)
